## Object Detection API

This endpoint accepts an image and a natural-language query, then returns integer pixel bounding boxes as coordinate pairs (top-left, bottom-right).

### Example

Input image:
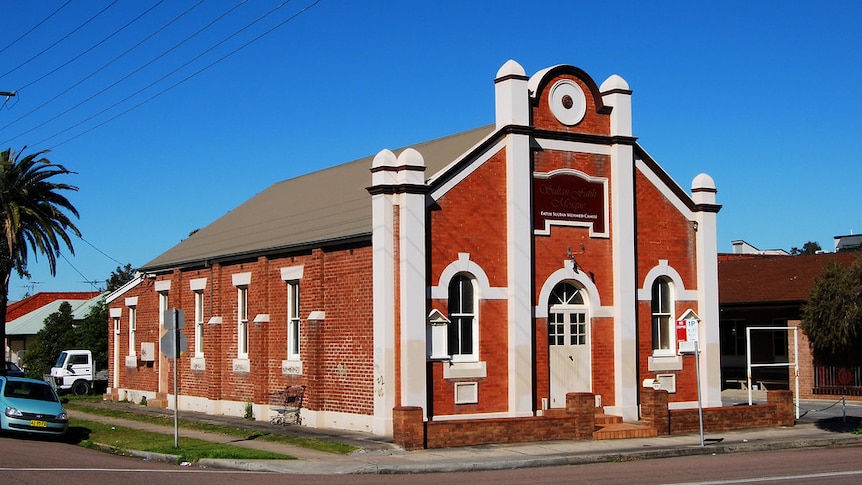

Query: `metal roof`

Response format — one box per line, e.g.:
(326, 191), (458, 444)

(5, 294), (105, 336)
(142, 125), (496, 271)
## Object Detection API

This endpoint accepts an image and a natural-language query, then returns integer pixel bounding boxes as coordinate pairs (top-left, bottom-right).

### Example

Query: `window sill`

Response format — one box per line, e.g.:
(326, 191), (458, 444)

(444, 361), (486, 379)
(282, 359), (303, 375)
(191, 357), (205, 371)
(232, 358), (250, 373)
(648, 354), (683, 372)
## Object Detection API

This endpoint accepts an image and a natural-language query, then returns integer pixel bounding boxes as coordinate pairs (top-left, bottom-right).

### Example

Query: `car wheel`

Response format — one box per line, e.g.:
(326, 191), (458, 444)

(72, 380), (90, 396)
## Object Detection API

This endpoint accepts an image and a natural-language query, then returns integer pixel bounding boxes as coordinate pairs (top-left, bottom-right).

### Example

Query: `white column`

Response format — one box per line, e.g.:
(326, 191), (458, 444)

(496, 60), (533, 416)
(370, 149), (397, 436)
(692, 174), (722, 408)
(602, 75), (639, 421)
(396, 148), (428, 415)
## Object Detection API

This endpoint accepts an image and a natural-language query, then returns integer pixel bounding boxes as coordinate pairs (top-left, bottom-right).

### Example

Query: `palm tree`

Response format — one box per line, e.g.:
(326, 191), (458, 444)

(0, 147), (80, 374)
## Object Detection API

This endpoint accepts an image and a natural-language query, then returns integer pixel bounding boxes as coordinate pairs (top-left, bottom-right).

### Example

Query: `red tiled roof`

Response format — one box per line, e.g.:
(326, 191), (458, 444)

(6, 291), (101, 321)
(718, 252), (862, 305)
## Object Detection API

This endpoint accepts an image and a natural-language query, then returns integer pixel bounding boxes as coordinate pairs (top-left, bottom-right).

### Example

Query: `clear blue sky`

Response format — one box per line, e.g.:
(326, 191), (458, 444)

(1, 1), (860, 301)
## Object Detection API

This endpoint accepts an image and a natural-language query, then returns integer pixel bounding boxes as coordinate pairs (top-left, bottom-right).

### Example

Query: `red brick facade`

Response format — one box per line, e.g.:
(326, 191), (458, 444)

(106, 61), (726, 444)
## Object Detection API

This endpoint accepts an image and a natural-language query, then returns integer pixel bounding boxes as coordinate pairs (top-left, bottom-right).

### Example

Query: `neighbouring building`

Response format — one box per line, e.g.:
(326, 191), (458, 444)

(106, 61), (723, 439)
(4, 291), (102, 364)
(718, 245), (862, 399)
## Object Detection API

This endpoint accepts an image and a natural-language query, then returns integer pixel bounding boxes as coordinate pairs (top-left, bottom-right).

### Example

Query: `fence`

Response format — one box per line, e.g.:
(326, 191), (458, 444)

(814, 365), (862, 396)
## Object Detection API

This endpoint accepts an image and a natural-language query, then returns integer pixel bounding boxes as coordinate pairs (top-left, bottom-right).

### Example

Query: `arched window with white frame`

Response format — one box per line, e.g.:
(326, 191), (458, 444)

(448, 273), (478, 362)
(651, 277), (675, 356)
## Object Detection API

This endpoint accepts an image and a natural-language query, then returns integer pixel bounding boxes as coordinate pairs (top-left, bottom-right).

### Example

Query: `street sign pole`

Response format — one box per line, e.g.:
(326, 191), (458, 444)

(173, 308), (179, 449)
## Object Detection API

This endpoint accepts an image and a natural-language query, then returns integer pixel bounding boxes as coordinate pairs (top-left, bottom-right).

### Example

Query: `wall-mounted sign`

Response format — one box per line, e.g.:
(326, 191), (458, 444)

(534, 170), (608, 236)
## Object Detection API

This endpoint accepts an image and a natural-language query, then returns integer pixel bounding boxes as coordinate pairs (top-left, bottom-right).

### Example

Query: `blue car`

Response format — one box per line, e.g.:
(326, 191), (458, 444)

(5, 361), (25, 377)
(0, 376), (68, 436)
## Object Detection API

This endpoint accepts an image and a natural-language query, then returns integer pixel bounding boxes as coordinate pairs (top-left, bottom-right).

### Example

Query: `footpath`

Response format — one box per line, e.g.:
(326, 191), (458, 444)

(67, 392), (862, 475)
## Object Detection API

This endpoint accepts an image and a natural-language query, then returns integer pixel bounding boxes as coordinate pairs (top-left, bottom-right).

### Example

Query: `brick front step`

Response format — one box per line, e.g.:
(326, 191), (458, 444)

(594, 422), (659, 440)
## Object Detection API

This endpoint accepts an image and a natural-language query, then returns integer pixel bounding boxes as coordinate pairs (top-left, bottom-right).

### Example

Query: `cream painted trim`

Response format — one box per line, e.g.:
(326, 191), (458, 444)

(536, 260), (613, 318)
(443, 361), (487, 379)
(232, 272), (251, 287)
(189, 278), (207, 291)
(532, 168), (610, 238)
(280, 265), (304, 281)
(648, 355), (683, 372)
(431, 253), (507, 300)
(638, 260), (698, 301)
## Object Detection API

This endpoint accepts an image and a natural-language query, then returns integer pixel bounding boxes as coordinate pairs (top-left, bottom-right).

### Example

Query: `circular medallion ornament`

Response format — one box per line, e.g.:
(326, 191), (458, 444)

(549, 80), (587, 126)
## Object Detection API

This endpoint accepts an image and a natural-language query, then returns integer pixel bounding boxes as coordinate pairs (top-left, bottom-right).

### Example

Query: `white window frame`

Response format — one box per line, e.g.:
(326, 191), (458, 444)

(194, 290), (205, 358)
(287, 281), (300, 360)
(651, 277), (675, 357)
(448, 273), (478, 363)
(128, 306), (137, 356)
(237, 286), (249, 359)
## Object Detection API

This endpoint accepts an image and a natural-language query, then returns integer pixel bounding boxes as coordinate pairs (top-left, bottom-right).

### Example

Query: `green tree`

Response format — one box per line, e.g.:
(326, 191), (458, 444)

(21, 301), (77, 378)
(0, 147), (79, 375)
(790, 241), (822, 255)
(106, 263), (135, 292)
(75, 298), (108, 371)
(800, 256), (862, 364)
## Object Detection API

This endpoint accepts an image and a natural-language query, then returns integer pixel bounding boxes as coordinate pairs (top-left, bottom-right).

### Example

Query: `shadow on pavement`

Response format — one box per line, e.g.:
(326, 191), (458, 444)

(815, 415), (861, 433)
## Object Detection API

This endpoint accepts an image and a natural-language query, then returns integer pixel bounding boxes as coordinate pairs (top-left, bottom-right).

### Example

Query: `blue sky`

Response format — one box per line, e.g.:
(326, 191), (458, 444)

(1, 1), (860, 301)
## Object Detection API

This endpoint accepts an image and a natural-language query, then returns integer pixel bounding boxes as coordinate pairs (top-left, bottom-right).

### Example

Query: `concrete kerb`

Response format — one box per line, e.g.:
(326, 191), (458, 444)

(66, 397), (862, 475)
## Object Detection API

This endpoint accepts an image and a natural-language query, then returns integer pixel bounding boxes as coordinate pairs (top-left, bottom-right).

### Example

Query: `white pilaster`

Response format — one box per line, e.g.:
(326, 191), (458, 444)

(396, 148), (428, 414)
(499, 60), (533, 417)
(495, 60), (529, 128)
(692, 173), (722, 408)
(370, 149), (397, 436)
(602, 75), (639, 421)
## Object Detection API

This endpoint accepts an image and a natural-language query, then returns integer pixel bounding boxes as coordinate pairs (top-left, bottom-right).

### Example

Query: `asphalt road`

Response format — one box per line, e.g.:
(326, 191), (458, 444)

(2, 431), (862, 484)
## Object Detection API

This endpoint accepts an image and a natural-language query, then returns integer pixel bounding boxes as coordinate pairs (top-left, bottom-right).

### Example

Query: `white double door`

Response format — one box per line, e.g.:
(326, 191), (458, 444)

(548, 307), (591, 408)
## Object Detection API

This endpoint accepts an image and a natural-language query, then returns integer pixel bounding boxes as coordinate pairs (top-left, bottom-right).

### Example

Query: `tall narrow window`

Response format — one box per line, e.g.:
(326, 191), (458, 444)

(159, 291), (169, 328)
(194, 290), (205, 358)
(128, 306), (137, 356)
(651, 278), (674, 355)
(448, 274), (477, 362)
(238, 286), (249, 359)
(287, 281), (300, 360)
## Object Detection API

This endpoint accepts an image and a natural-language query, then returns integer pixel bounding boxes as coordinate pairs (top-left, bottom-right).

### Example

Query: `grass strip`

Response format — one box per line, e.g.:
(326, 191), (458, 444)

(71, 418), (295, 463)
(64, 401), (356, 455)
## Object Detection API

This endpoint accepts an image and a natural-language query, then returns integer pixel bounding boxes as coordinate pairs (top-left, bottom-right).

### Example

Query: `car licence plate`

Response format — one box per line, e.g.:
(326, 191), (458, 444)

(29, 420), (47, 428)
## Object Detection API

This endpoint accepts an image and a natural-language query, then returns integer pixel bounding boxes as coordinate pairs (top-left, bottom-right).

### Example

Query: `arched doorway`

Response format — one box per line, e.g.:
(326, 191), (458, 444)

(548, 281), (591, 407)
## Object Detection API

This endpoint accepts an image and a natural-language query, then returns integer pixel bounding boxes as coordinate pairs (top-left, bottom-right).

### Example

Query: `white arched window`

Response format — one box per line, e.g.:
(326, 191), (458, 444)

(651, 277), (674, 356)
(448, 273), (478, 362)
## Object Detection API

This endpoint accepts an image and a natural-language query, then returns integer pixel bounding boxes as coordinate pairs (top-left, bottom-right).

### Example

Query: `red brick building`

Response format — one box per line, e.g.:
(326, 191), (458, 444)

(106, 61), (722, 437)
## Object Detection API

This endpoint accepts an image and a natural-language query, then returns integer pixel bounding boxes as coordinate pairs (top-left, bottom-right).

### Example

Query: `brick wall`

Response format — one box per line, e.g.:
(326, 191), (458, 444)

(393, 392), (595, 449)
(641, 389), (794, 435)
(109, 243), (375, 417)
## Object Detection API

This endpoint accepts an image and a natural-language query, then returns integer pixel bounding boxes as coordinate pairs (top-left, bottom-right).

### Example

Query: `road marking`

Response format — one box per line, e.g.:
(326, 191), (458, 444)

(667, 469), (862, 484)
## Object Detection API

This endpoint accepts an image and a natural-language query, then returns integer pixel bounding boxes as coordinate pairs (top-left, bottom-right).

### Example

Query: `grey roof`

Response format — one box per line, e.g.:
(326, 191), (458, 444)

(142, 125), (497, 271)
(6, 294), (105, 336)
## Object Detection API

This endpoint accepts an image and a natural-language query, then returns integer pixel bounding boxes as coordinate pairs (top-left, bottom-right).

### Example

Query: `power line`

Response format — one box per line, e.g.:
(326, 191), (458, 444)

(14, 0), (167, 95)
(2, 0), (251, 146)
(0, 0), (73, 56)
(43, 0), (322, 149)
(0, 0), (121, 82)
(1, 0), (204, 132)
